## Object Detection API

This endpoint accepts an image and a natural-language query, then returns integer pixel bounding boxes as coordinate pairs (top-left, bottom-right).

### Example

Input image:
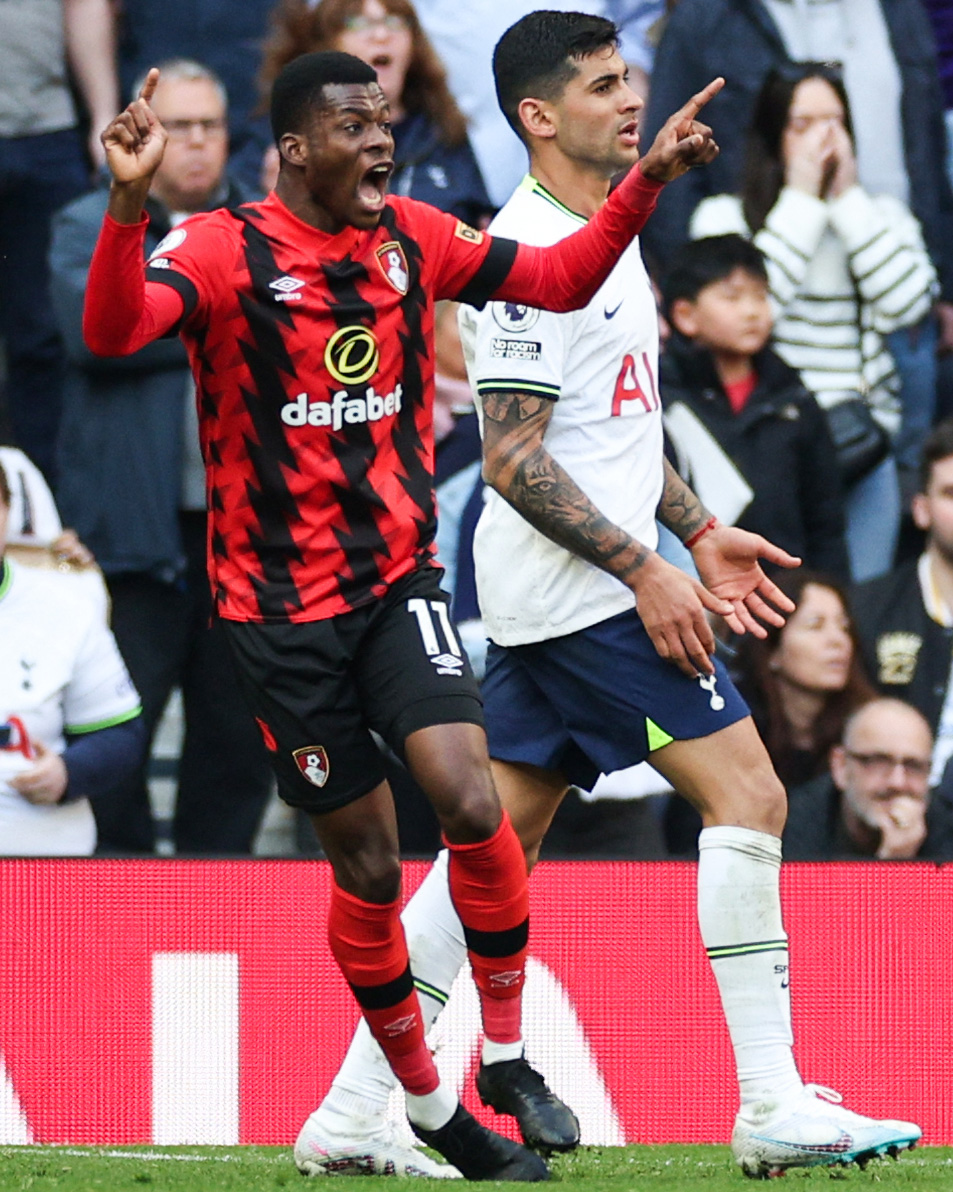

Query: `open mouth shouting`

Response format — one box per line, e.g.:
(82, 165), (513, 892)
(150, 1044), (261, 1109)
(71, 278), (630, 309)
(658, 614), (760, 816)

(357, 160), (394, 215)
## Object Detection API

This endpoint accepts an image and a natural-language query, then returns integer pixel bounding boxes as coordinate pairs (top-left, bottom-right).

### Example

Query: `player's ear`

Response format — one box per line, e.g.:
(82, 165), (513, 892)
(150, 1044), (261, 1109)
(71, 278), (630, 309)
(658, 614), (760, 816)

(278, 132), (308, 168)
(518, 97), (556, 141)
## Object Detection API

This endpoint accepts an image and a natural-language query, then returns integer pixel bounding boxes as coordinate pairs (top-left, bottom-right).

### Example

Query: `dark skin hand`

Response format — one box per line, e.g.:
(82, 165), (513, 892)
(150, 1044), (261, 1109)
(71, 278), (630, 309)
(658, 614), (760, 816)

(101, 68), (167, 224)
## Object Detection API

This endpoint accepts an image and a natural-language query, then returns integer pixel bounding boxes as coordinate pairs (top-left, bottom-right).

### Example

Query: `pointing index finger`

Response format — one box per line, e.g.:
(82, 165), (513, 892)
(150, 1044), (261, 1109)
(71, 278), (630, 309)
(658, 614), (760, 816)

(138, 67), (160, 105)
(678, 77), (724, 121)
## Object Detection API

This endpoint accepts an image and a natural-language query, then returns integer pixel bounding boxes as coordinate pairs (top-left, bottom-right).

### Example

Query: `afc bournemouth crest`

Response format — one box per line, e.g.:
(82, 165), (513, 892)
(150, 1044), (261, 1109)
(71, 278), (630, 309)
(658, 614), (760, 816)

(293, 745), (330, 788)
(376, 241), (409, 294)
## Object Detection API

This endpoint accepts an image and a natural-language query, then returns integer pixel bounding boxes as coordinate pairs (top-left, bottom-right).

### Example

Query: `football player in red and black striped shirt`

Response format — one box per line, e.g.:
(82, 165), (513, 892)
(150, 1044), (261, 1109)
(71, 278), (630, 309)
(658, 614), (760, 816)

(84, 51), (721, 1179)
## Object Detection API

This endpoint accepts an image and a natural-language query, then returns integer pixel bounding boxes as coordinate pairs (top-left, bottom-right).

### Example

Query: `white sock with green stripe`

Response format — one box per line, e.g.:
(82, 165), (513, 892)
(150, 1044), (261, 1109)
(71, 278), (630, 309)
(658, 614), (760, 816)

(319, 850), (467, 1121)
(698, 826), (803, 1114)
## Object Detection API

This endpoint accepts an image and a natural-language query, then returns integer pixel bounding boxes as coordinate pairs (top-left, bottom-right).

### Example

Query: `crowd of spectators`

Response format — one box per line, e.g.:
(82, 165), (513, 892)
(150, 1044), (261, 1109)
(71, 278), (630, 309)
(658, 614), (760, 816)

(3, 0), (953, 860)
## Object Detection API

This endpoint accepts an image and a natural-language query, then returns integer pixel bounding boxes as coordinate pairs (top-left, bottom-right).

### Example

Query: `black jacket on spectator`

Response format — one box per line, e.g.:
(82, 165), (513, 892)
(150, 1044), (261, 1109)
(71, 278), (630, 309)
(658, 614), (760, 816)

(642, 0), (953, 299)
(850, 560), (953, 737)
(661, 336), (849, 577)
(51, 178), (250, 580)
(783, 772), (953, 861)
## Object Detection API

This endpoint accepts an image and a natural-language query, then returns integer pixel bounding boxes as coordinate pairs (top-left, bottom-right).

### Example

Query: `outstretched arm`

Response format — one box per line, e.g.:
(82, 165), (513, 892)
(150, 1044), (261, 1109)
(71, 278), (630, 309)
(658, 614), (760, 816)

(657, 459), (800, 635)
(481, 390), (734, 677)
(489, 79), (724, 313)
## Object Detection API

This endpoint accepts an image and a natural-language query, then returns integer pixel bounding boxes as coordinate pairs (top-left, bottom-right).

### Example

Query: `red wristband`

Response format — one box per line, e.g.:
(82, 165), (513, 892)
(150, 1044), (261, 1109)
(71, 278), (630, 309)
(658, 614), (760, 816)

(684, 516), (718, 550)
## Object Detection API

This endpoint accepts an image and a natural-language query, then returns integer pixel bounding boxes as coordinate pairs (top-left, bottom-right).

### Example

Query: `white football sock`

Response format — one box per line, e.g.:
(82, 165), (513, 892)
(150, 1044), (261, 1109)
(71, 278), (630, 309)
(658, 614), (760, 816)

(405, 1083), (458, 1132)
(320, 850), (468, 1121)
(697, 826), (803, 1114)
(481, 1038), (525, 1066)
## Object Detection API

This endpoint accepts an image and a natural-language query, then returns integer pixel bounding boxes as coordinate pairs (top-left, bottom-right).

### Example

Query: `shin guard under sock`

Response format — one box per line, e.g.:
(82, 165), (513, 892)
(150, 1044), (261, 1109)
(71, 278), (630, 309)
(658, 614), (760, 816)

(446, 812), (528, 1044)
(327, 882), (438, 1096)
(697, 826), (803, 1110)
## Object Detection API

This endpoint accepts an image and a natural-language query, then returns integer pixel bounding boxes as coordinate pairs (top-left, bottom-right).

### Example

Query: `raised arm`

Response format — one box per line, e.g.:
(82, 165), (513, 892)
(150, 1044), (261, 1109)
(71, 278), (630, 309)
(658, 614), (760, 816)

(83, 70), (185, 356)
(481, 390), (734, 677)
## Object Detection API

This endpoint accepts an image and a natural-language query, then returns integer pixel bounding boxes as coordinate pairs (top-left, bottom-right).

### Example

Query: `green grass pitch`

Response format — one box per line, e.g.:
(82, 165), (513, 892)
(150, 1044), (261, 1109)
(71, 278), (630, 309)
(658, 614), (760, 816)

(2, 1145), (951, 1191)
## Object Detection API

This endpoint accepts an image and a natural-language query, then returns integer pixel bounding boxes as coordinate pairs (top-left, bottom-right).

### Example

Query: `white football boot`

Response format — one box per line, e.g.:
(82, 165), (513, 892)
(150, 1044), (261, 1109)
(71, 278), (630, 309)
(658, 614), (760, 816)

(294, 1107), (462, 1178)
(732, 1084), (921, 1178)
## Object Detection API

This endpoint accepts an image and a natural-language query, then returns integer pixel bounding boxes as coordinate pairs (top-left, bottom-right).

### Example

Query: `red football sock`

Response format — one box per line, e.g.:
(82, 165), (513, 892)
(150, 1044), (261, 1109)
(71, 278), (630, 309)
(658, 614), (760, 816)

(327, 882), (438, 1095)
(446, 811), (528, 1044)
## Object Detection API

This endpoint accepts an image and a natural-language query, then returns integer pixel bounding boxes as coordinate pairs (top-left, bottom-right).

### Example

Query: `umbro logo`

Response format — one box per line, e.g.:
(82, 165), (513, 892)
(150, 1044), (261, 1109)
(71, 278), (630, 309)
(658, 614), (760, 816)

(269, 275), (306, 301)
(489, 970), (523, 989)
(382, 1014), (418, 1037)
(431, 653), (464, 676)
(604, 300), (623, 319)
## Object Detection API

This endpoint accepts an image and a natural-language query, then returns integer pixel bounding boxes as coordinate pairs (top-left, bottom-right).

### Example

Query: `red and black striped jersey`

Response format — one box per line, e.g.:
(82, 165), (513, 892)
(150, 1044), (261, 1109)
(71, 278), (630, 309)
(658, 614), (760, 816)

(85, 169), (663, 623)
(142, 192), (516, 623)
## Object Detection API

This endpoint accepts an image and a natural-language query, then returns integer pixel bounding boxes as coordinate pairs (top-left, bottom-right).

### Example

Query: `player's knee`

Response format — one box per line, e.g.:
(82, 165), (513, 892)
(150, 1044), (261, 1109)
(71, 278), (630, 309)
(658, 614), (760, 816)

(333, 850), (402, 905)
(702, 766), (787, 837)
(437, 780), (502, 845)
(734, 769), (787, 837)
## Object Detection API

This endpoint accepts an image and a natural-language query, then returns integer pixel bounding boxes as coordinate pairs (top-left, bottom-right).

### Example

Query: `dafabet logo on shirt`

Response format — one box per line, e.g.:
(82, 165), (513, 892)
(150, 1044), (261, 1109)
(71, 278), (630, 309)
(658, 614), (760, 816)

(325, 325), (380, 385)
(282, 325), (401, 429)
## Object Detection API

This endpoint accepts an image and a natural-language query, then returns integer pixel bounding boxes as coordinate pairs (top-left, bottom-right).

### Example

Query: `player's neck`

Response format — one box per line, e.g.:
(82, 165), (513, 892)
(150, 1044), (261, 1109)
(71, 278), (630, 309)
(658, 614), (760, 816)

(274, 175), (347, 235)
(527, 153), (612, 220)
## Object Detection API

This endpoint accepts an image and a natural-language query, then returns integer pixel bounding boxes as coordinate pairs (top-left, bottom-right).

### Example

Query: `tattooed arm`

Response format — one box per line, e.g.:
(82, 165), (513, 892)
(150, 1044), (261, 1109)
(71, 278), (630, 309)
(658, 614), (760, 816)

(481, 389), (733, 676)
(482, 393), (802, 662)
(657, 458), (802, 634)
(657, 457), (712, 542)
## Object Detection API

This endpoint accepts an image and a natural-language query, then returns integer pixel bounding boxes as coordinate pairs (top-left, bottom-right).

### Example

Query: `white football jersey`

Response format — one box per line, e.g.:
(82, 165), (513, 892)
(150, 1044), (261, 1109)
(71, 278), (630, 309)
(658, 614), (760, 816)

(0, 559), (141, 855)
(459, 175), (663, 646)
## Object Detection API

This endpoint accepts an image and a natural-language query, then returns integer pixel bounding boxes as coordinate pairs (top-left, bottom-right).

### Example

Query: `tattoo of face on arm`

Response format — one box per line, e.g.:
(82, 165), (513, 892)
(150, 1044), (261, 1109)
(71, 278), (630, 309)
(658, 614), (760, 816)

(481, 390), (649, 582)
(658, 457), (711, 542)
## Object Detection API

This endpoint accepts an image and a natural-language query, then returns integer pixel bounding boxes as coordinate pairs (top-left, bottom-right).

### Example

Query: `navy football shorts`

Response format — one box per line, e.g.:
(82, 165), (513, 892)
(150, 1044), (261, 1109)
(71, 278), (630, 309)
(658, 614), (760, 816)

(221, 568), (484, 813)
(482, 606), (750, 790)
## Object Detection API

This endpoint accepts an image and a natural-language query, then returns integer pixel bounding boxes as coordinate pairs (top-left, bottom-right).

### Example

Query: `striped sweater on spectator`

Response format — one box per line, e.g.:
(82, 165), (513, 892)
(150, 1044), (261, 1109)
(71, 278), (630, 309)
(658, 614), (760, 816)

(690, 186), (938, 434)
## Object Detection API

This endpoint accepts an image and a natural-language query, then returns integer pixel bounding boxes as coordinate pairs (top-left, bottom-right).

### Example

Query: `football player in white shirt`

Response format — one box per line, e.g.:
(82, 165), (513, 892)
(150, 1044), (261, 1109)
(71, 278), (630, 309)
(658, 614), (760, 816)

(294, 12), (920, 1181)
(0, 461), (144, 855)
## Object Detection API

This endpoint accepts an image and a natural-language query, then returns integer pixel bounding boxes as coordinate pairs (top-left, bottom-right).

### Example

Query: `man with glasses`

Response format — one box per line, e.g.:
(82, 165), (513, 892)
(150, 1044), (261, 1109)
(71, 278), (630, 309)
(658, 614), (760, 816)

(784, 698), (953, 860)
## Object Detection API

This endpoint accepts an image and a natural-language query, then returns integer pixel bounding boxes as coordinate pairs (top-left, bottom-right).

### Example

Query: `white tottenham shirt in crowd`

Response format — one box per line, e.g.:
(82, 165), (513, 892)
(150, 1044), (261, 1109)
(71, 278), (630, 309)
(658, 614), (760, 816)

(0, 559), (140, 855)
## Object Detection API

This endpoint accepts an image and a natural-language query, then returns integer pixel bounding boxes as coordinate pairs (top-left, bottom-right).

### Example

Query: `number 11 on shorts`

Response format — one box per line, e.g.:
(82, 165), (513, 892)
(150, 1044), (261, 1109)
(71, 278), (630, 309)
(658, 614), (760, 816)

(407, 597), (461, 657)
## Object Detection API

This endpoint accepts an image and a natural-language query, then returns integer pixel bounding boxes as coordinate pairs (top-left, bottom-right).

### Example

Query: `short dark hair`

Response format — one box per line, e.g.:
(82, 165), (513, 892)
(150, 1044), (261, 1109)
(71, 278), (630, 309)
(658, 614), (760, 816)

(493, 11), (620, 142)
(0, 460), (8, 509)
(919, 417), (953, 493)
(659, 234), (769, 317)
(270, 50), (377, 141)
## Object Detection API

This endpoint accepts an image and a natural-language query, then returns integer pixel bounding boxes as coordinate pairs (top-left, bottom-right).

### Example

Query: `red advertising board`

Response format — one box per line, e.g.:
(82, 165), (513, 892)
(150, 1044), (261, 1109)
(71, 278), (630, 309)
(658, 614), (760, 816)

(0, 860), (950, 1146)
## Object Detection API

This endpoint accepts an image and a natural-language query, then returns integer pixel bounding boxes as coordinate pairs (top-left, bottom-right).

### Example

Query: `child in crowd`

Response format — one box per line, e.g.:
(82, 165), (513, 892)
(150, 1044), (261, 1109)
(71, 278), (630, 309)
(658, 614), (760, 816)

(660, 234), (849, 578)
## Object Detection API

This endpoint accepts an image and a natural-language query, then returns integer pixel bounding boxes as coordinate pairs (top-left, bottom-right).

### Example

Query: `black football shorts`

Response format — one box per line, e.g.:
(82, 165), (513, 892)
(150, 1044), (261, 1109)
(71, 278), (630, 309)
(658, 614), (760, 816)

(220, 567), (484, 813)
